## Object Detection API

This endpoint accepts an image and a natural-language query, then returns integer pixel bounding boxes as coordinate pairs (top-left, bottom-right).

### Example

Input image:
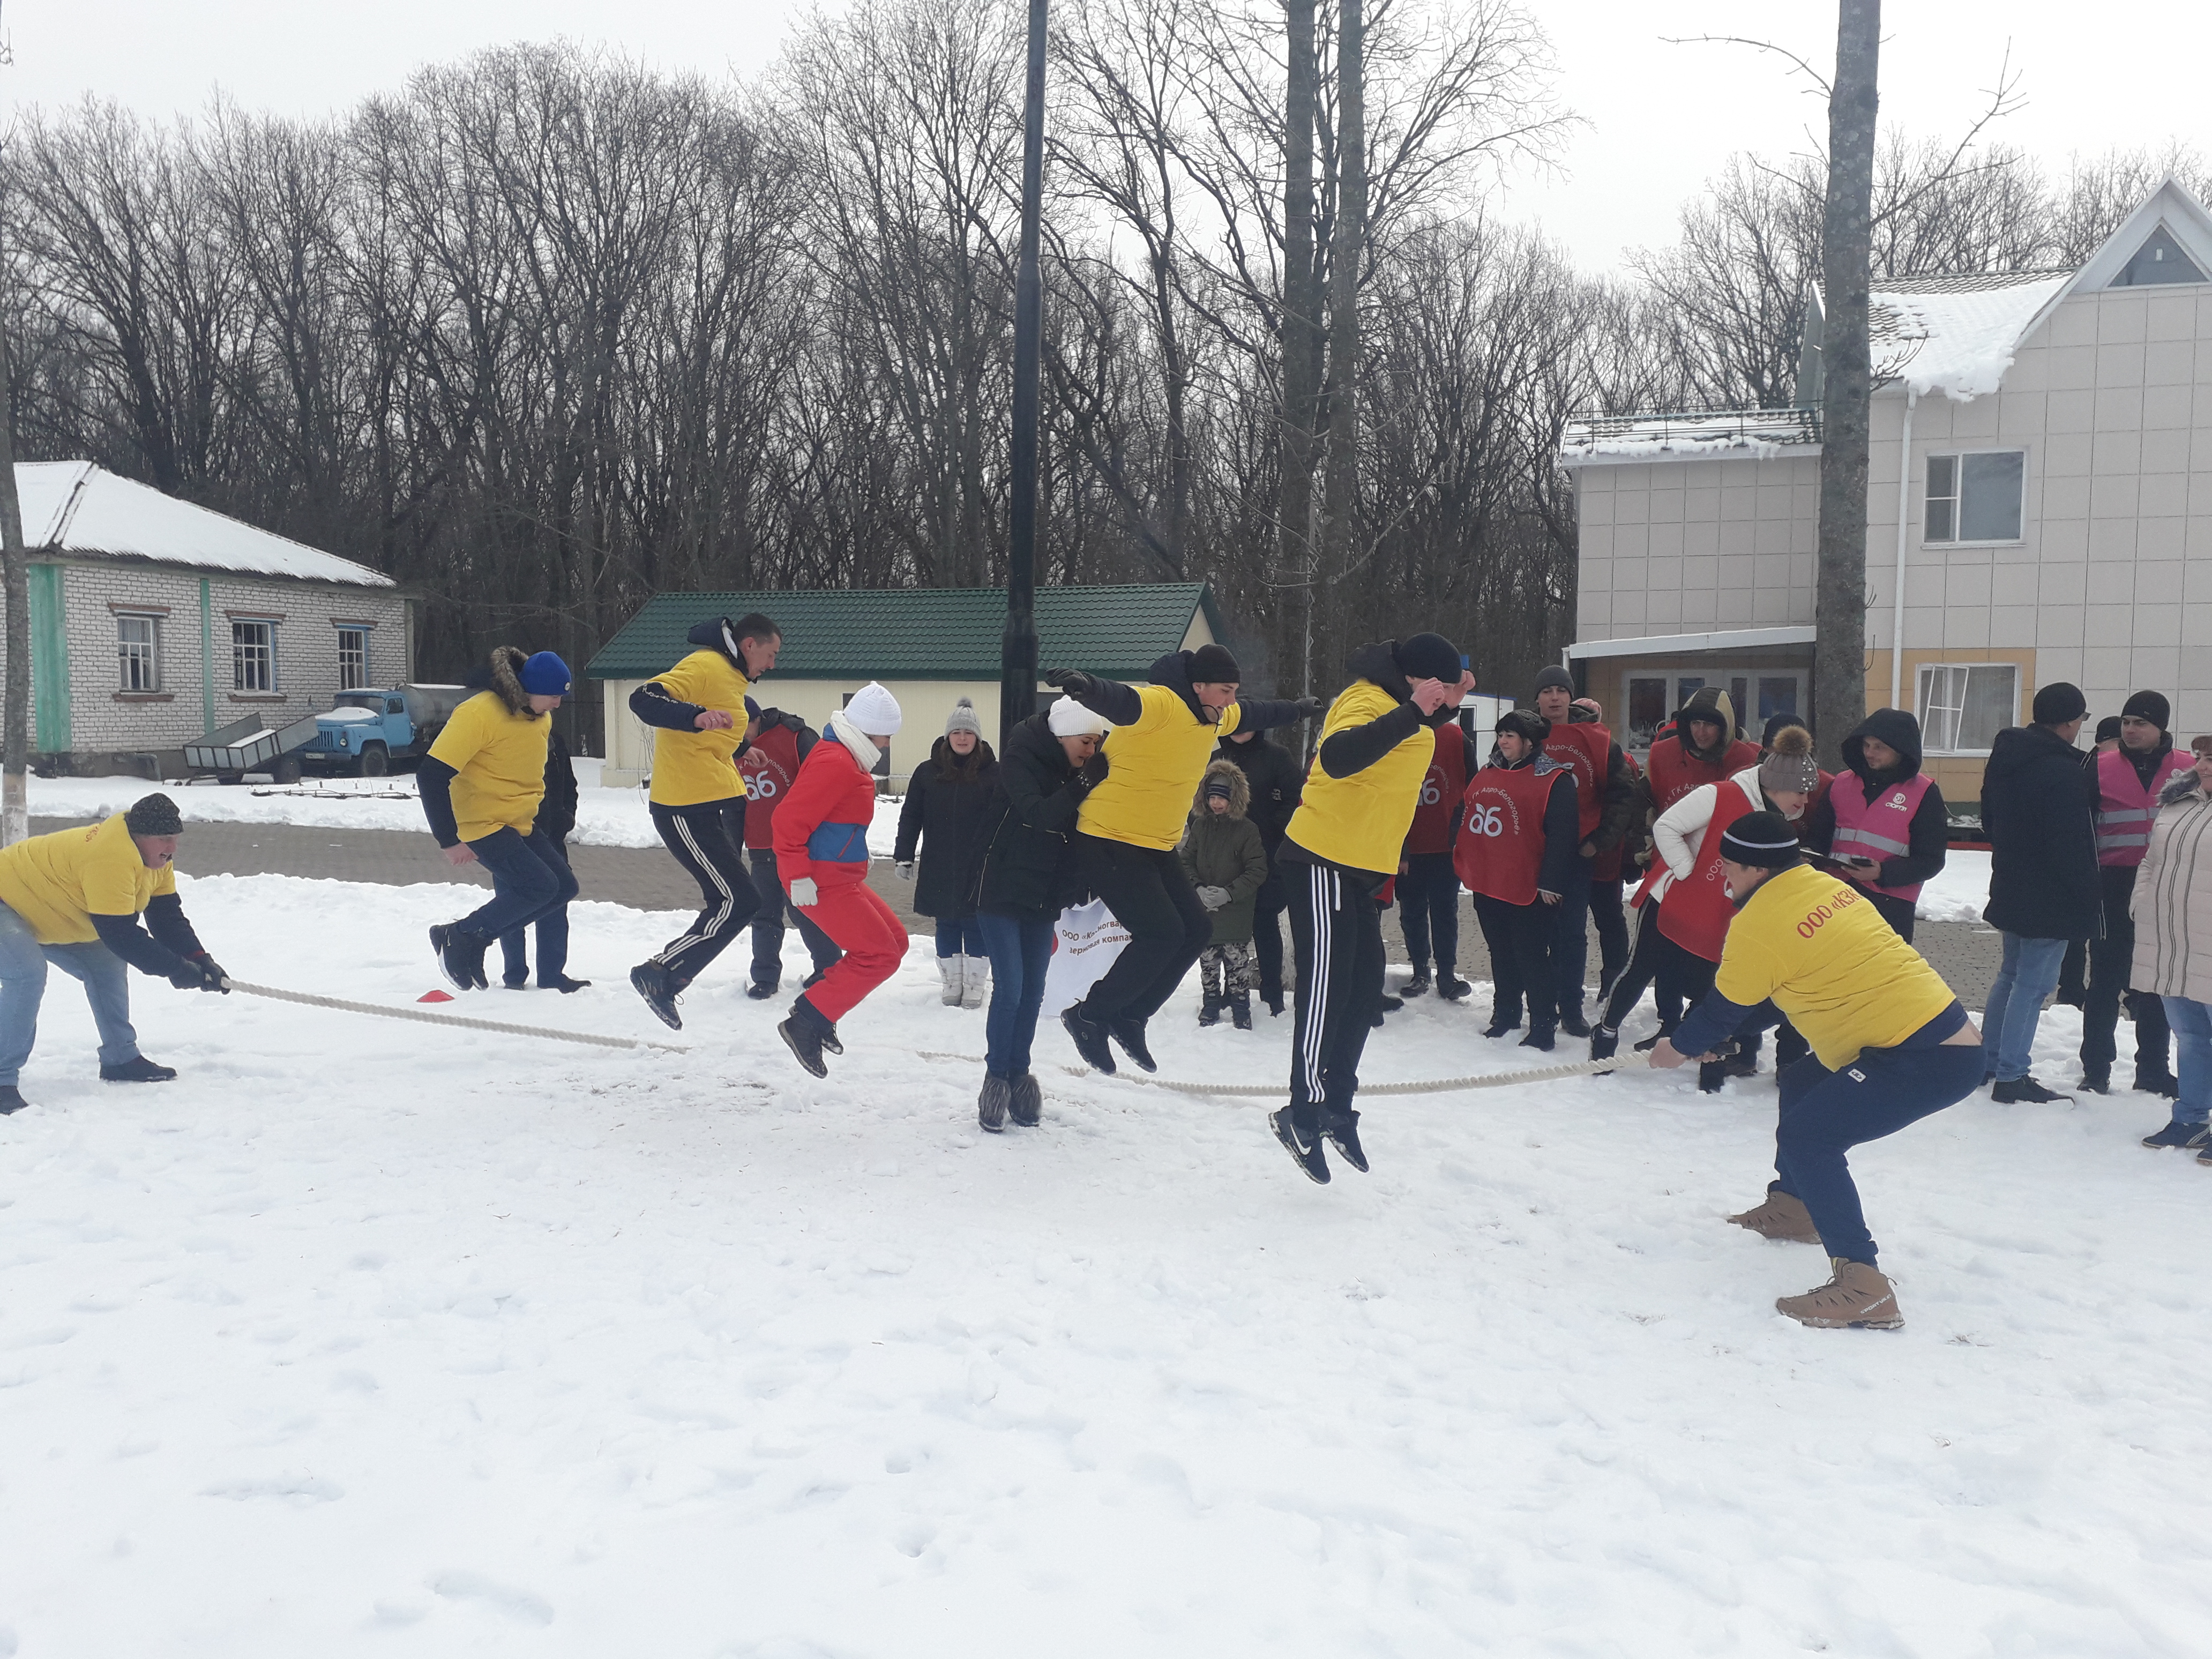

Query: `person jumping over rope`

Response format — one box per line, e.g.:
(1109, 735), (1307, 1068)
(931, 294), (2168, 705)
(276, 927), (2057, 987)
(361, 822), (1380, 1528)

(1649, 811), (1983, 1330)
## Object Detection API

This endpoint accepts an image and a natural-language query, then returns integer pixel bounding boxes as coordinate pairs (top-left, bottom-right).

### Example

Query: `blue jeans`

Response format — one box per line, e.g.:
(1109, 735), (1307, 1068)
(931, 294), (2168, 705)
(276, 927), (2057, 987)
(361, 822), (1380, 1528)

(2162, 996), (2212, 1126)
(1551, 856), (1594, 1016)
(977, 910), (1053, 1077)
(935, 915), (987, 958)
(0, 903), (142, 1085)
(456, 827), (578, 943)
(499, 836), (570, 984)
(1773, 1004), (1980, 1266)
(1982, 932), (2067, 1082)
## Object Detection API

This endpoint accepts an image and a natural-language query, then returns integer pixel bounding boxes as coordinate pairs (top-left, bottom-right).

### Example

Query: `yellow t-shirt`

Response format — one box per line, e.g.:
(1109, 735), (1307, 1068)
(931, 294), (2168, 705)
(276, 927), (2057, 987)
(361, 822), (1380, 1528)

(428, 690), (551, 842)
(647, 649), (751, 806)
(0, 812), (178, 945)
(1078, 685), (1246, 851)
(1282, 681), (1431, 876)
(1714, 863), (1958, 1069)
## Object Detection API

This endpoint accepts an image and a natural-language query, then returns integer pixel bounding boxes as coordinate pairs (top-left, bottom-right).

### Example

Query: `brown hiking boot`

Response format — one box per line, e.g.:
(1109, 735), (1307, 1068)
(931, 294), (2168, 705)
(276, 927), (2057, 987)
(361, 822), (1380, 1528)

(1728, 1189), (1821, 1244)
(1776, 1259), (1904, 1330)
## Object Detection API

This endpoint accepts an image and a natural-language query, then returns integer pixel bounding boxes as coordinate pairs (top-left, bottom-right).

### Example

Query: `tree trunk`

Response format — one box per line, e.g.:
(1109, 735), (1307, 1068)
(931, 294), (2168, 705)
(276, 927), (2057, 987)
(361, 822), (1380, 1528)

(1280, 0), (1320, 698)
(1318, 0), (1365, 656)
(1814, 0), (1880, 767)
(0, 326), (29, 847)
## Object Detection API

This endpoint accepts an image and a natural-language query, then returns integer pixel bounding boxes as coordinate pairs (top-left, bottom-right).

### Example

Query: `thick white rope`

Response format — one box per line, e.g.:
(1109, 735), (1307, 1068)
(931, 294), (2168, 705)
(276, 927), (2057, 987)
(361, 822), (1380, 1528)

(225, 980), (690, 1053)
(914, 1049), (1621, 1097)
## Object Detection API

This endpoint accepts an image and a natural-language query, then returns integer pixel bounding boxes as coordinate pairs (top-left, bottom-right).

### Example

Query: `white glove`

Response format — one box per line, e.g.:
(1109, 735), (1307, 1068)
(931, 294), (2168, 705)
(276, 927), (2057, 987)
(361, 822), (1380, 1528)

(789, 876), (819, 908)
(895, 861), (915, 881)
(1196, 884), (1230, 910)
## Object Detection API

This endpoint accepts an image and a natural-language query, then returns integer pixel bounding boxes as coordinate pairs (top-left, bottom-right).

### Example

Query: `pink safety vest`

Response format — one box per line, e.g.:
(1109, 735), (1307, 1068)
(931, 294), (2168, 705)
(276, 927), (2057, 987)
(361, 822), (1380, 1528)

(2096, 747), (2193, 867)
(1829, 772), (1933, 902)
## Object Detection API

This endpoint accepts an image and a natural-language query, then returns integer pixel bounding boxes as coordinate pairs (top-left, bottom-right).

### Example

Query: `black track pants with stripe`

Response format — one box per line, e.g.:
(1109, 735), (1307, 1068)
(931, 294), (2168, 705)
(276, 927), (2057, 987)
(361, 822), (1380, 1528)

(649, 797), (761, 987)
(1286, 860), (1386, 1137)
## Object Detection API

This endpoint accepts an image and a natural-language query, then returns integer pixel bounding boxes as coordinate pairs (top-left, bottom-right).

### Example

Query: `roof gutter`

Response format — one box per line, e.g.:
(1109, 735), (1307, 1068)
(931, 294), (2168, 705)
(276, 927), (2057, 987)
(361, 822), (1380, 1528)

(1889, 388), (1917, 711)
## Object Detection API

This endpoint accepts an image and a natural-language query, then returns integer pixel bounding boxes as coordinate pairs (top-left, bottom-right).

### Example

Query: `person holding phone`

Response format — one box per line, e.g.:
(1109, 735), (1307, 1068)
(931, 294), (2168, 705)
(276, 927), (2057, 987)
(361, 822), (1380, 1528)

(1801, 709), (1949, 944)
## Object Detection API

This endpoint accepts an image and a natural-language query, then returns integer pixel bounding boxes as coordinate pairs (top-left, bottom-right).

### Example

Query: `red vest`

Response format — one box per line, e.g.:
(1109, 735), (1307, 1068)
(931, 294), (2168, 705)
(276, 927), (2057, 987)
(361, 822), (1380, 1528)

(1541, 719), (1612, 842)
(737, 723), (804, 849)
(1654, 782), (1754, 962)
(1646, 734), (1760, 813)
(1453, 763), (1563, 906)
(1404, 726), (1471, 857)
(2096, 747), (2192, 866)
(1829, 772), (1933, 901)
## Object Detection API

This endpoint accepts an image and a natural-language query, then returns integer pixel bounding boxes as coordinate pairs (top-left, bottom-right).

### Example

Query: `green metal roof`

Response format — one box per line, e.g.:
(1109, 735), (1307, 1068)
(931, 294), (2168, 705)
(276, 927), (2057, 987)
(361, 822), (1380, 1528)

(586, 584), (1225, 681)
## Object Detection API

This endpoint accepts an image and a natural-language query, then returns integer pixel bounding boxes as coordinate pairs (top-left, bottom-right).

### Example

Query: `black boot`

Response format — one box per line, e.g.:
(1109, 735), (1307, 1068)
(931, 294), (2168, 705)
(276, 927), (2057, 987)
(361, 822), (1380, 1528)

(1009, 1072), (1042, 1126)
(101, 1056), (178, 1083)
(430, 923), (490, 991)
(1403, 972), (1431, 998)
(1199, 995), (1222, 1028)
(1519, 1027), (1556, 1053)
(1588, 1025), (1619, 1063)
(1483, 1008), (1522, 1039)
(1060, 1005), (1117, 1074)
(1698, 1058), (1728, 1093)
(1436, 974), (1473, 1002)
(1269, 1108), (1331, 1184)
(630, 960), (684, 1030)
(1322, 1109), (1369, 1174)
(1107, 1016), (1157, 1073)
(745, 980), (778, 1000)
(1264, 990), (1286, 1017)
(545, 974), (592, 993)
(1231, 993), (1252, 1031)
(777, 996), (835, 1079)
(0, 1083), (25, 1114)
(2135, 1067), (2182, 1100)
(978, 1075), (1011, 1132)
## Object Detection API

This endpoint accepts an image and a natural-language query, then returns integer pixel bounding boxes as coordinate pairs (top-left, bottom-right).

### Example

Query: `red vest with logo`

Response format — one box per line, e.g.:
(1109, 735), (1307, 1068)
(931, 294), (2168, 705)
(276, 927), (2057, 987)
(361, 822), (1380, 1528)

(1646, 734), (1760, 813)
(1829, 772), (1933, 901)
(1452, 762), (1564, 906)
(1652, 782), (1754, 961)
(2096, 746), (2192, 866)
(736, 722), (804, 850)
(1541, 720), (1612, 842)
(1404, 726), (1471, 857)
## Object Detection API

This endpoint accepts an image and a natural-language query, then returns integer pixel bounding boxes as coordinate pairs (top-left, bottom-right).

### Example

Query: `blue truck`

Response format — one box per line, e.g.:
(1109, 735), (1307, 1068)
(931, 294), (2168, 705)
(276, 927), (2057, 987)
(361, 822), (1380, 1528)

(302, 684), (471, 778)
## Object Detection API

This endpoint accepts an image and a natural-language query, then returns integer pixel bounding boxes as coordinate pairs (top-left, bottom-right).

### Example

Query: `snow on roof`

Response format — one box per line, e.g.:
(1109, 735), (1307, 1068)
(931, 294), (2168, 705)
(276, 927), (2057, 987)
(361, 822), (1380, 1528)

(1867, 270), (2074, 401)
(1558, 407), (1820, 464)
(13, 461), (394, 587)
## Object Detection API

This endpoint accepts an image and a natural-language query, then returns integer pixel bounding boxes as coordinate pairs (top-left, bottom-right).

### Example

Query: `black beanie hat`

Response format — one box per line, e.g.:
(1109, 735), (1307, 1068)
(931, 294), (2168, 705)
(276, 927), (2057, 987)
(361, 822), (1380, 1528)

(2032, 681), (2087, 726)
(1189, 643), (1242, 684)
(1534, 664), (1575, 696)
(2122, 689), (2171, 732)
(125, 793), (183, 836)
(1396, 632), (1463, 686)
(2096, 715), (2123, 744)
(1718, 810), (1802, 870)
(1495, 708), (1548, 746)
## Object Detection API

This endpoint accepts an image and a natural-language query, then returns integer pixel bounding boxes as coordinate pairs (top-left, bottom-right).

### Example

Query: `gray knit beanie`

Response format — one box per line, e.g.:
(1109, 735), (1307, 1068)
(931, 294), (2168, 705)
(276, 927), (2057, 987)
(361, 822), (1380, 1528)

(945, 696), (982, 738)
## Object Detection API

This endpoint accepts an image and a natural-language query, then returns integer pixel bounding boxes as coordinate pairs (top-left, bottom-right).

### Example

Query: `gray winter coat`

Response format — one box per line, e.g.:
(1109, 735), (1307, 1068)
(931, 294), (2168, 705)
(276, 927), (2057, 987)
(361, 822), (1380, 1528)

(2131, 768), (2212, 1003)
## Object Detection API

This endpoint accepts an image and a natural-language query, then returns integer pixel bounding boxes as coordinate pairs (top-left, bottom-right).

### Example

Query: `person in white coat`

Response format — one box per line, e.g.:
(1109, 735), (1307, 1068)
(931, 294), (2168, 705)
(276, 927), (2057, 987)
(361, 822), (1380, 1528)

(2131, 744), (2212, 1159)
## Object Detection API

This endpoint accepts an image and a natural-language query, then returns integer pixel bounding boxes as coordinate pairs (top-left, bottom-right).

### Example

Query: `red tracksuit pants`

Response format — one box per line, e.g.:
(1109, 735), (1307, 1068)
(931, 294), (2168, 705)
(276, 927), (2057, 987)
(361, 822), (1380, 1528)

(792, 874), (908, 1023)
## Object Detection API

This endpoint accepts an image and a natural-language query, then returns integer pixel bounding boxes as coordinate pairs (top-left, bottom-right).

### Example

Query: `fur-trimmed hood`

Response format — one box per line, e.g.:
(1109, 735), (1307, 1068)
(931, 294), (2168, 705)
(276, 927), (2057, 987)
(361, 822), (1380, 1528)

(1191, 756), (1251, 819)
(464, 646), (545, 719)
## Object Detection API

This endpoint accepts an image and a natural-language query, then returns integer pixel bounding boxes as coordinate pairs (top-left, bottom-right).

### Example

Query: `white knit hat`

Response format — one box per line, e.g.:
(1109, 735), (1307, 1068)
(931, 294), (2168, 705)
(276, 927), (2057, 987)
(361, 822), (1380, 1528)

(1048, 696), (1111, 738)
(844, 681), (903, 737)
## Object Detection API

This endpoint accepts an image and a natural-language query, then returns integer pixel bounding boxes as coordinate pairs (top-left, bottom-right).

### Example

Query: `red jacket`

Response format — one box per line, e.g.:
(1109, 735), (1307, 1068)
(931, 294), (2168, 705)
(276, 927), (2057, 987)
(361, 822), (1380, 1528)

(773, 724), (878, 890)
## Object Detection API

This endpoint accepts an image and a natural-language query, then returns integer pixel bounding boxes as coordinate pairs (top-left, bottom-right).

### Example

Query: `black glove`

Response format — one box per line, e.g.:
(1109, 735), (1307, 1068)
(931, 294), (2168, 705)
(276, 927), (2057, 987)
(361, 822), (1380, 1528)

(1077, 751), (1110, 788)
(167, 956), (214, 991)
(192, 952), (233, 993)
(1045, 668), (1101, 701)
(1294, 696), (1326, 719)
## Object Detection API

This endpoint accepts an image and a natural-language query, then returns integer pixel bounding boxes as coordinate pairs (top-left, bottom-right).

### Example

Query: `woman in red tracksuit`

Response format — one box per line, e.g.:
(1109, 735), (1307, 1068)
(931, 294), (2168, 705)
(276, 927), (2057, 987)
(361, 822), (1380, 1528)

(772, 682), (910, 1075)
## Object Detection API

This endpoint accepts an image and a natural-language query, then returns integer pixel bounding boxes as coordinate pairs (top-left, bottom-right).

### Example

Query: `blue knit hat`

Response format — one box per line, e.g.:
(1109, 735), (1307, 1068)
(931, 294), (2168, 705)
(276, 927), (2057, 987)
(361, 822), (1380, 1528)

(519, 652), (572, 696)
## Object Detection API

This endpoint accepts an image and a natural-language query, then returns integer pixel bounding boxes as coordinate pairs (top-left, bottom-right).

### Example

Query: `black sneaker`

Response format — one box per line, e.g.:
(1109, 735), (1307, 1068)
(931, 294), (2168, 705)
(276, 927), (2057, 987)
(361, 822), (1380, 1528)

(778, 1015), (829, 1078)
(1403, 973), (1431, 998)
(101, 1056), (178, 1083)
(1061, 1006), (1116, 1074)
(630, 961), (684, 1030)
(1269, 1108), (1330, 1185)
(2078, 1071), (2112, 1095)
(2135, 1070), (2183, 1100)
(1992, 1075), (2073, 1104)
(745, 981), (778, 1001)
(2142, 1118), (2211, 1150)
(1519, 1027), (1556, 1052)
(1010, 1072), (1042, 1126)
(430, 923), (489, 991)
(1322, 1110), (1369, 1174)
(978, 1075), (1011, 1133)
(1558, 1011), (1592, 1039)
(1107, 1017), (1157, 1073)
(1588, 1025), (1620, 1063)
(0, 1084), (25, 1114)
(546, 975), (592, 994)
(1437, 975), (1473, 1002)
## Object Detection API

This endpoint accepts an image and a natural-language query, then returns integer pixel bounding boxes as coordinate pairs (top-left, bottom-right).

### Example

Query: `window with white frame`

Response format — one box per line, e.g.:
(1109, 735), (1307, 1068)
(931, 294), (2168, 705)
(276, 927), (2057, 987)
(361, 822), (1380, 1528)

(233, 619), (278, 692)
(117, 614), (160, 692)
(337, 625), (369, 690)
(1925, 451), (2026, 544)
(1918, 663), (2018, 754)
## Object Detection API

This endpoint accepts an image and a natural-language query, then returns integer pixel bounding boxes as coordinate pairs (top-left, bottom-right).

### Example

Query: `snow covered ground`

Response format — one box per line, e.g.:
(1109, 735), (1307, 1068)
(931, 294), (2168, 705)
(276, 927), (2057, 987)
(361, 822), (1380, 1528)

(5, 873), (2210, 1656)
(1914, 849), (1991, 924)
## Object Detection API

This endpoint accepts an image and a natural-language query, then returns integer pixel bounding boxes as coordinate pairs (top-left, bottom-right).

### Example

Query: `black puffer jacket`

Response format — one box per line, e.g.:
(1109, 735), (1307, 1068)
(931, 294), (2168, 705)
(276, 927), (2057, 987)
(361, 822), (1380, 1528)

(972, 712), (1100, 920)
(1215, 729), (1304, 854)
(536, 730), (579, 843)
(894, 736), (999, 918)
(1802, 707), (1947, 890)
(1982, 722), (2100, 939)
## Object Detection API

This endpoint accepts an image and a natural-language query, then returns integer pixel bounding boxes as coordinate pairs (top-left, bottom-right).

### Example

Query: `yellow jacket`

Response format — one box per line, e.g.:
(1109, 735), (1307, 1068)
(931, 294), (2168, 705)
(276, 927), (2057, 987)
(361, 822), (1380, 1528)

(1282, 679), (1431, 876)
(429, 689), (551, 841)
(1713, 863), (1957, 1068)
(0, 812), (178, 945)
(1079, 684), (1246, 850)
(647, 649), (752, 806)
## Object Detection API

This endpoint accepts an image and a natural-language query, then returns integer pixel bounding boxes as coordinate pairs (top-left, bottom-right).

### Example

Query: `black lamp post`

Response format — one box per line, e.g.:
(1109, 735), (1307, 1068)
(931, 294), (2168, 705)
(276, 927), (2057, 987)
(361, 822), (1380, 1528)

(999, 0), (1047, 751)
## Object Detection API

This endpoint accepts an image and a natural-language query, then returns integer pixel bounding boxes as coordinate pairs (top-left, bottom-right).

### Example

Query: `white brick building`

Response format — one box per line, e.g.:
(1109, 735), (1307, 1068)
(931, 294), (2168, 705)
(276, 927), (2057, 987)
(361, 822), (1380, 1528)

(1, 462), (412, 774)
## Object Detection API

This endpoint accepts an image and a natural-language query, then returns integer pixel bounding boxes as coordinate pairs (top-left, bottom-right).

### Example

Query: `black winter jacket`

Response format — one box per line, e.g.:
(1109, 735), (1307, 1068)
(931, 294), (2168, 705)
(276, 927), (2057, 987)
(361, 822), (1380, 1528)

(535, 731), (579, 843)
(894, 737), (999, 918)
(1215, 730), (1304, 853)
(1982, 722), (2101, 939)
(1802, 707), (1946, 891)
(972, 713), (1100, 920)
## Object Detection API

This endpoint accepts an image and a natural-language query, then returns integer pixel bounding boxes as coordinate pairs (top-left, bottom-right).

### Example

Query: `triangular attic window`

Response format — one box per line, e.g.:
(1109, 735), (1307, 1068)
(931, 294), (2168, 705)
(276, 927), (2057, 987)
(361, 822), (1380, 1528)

(2110, 224), (2207, 287)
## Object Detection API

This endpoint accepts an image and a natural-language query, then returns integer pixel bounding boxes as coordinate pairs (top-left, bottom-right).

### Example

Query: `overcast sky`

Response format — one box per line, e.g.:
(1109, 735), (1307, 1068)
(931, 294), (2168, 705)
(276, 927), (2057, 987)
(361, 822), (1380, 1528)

(4, 0), (2204, 272)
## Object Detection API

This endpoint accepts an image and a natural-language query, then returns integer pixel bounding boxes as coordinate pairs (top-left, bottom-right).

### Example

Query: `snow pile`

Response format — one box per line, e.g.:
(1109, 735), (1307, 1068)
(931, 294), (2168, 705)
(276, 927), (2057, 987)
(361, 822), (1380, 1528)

(1559, 409), (1819, 463)
(324, 707), (380, 722)
(1873, 274), (2071, 401)
(1916, 848), (1992, 924)
(3, 873), (2209, 1653)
